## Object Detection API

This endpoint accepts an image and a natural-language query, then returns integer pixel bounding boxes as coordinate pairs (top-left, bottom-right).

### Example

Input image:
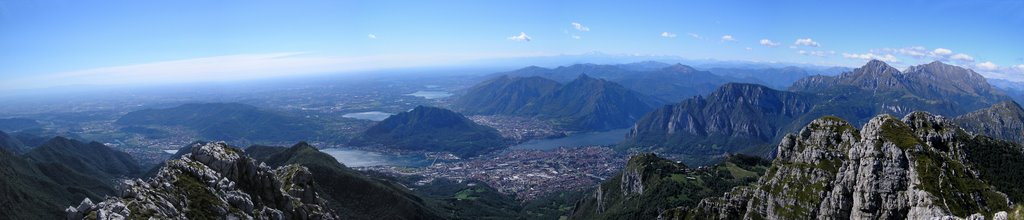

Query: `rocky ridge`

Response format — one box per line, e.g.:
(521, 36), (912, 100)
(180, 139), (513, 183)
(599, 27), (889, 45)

(955, 101), (1024, 144)
(65, 142), (337, 219)
(684, 113), (1018, 219)
(569, 153), (769, 220)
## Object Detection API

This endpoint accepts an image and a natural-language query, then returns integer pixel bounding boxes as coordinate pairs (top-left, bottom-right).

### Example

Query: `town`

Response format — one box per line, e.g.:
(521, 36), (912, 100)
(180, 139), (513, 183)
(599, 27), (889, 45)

(364, 146), (627, 201)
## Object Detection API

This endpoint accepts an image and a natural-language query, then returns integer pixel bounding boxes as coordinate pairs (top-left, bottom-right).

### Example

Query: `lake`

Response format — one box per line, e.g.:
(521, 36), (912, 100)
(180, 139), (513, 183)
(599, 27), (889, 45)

(510, 129), (629, 151)
(342, 111), (393, 121)
(321, 148), (430, 167)
(405, 91), (453, 99)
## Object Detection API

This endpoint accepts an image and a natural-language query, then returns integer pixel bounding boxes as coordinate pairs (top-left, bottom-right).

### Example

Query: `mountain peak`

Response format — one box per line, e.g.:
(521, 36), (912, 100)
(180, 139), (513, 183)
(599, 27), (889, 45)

(411, 105), (432, 112)
(291, 141), (315, 150)
(519, 65), (546, 71)
(860, 59), (899, 73)
(575, 73), (595, 80)
(906, 60), (967, 72)
(661, 63), (697, 72)
(712, 83), (774, 96)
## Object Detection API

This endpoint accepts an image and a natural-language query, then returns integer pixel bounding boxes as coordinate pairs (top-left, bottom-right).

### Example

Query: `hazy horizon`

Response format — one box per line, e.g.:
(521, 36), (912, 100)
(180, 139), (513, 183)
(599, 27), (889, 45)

(2, 0), (1023, 90)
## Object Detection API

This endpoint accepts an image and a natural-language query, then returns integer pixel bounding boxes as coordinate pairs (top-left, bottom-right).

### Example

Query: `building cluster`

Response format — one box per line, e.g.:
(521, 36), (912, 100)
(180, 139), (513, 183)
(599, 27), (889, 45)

(370, 146), (627, 201)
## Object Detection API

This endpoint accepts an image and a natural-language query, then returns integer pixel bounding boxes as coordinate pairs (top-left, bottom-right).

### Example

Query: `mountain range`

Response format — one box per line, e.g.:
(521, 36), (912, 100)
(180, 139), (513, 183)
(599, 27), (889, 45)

(456, 74), (657, 131)
(0, 135), (140, 219)
(623, 60), (1014, 165)
(706, 66), (813, 89)
(490, 63), (745, 103)
(349, 106), (507, 157)
(790, 60), (1009, 119)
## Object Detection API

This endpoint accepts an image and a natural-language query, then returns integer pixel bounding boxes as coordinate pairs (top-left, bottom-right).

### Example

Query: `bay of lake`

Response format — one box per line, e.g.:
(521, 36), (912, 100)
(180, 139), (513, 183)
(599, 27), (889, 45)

(405, 91), (453, 99)
(510, 129), (628, 151)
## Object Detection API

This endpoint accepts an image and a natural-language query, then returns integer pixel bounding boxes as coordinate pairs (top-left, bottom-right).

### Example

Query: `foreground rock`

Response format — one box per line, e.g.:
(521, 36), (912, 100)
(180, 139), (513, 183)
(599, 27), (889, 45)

(684, 113), (1021, 219)
(65, 142), (337, 219)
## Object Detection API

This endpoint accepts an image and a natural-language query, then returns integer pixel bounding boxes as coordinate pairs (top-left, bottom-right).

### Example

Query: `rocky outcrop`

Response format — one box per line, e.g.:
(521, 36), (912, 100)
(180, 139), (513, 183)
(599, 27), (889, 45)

(620, 167), (644, 197)
(688, 113), (1014, 219)
(65, 142), (337, 219)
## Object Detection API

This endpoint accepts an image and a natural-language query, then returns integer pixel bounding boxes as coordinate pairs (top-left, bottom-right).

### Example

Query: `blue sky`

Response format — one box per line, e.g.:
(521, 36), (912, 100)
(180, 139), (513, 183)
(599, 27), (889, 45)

(1, 0), (1023, 89)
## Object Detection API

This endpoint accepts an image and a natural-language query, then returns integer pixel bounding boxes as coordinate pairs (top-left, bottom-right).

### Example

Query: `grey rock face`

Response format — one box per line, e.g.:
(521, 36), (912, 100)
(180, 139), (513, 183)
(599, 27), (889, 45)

(688, 113), (1012, 219)
(621, 167), (644, 197)
(65, 142), (337, 220)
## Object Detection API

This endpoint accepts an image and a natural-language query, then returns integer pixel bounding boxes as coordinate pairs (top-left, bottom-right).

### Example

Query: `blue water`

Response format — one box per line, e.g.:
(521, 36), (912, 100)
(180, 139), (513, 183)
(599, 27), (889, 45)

(321, 148), (430, 167)
(342, 111), (393, 121)
(510, 129), (629, 151)
(406, 91), (453, 99)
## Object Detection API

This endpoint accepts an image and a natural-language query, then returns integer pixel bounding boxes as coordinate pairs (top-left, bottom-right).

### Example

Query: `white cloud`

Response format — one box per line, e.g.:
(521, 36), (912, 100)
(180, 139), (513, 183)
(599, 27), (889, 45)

(950, 53), (975, 62)
(759, 39), (779, 47)
(876, 46), (927, 58)
(842, 52), (899, 62)
(367, 34), (377, 39)
(968, 63), (1024, 81)
(931, 48), (953, 56)
(687, 33), (702, 39)
(1, 52), (559, 90)
(794, 38), (820, 47)
(508, 32), (531, 42)
(661, 32), (677, 38)
(873, 46), (977, 64)
(977, 61), (999, 71)
(745, 47), (753, 51)
(571, 22), (590, 31)
(799, 50), (835, 57)
(571, 35), (581, 39)
(721, 35), (735, 42)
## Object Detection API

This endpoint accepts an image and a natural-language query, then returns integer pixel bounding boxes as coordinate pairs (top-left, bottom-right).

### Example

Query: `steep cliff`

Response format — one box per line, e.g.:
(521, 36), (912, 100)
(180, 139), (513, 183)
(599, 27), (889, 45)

(622, 83), (814, 164)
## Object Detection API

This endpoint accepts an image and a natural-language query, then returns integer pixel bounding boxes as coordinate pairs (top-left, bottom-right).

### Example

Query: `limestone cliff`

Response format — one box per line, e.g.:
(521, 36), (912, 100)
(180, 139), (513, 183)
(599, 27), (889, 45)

(687, 113), (1021, 219)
